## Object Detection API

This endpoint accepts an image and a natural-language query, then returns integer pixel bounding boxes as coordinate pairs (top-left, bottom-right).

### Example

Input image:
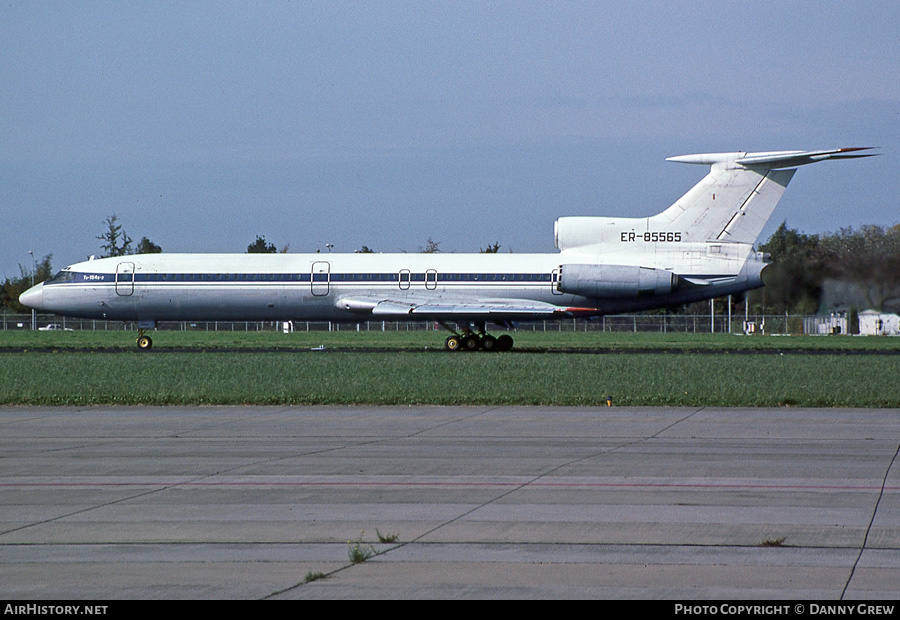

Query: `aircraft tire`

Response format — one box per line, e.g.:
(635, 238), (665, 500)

(444, 335), (461, 352)
(497, 334), (513, 351)
(137, 335), (153, 350)
(462, 335), (480, 351)
(481, 335), (498, 351)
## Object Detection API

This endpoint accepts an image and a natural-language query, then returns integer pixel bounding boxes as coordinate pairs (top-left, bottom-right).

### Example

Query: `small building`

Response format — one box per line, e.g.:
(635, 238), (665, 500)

(858, 311), (900, 336)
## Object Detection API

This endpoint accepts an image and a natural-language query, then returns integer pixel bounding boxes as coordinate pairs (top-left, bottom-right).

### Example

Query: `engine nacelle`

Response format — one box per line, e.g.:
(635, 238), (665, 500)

(557, 264), (677, 298)
(554, 217), (609, 251)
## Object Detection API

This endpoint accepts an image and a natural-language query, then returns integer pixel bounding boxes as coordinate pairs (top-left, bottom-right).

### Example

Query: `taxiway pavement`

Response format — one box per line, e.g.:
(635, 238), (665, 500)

(2, 405), (899, 599)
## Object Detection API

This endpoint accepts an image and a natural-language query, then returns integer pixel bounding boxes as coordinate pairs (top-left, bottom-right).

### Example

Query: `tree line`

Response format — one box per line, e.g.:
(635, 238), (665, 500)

(747, 222), (900, 315)
(4, 215), (899, 315)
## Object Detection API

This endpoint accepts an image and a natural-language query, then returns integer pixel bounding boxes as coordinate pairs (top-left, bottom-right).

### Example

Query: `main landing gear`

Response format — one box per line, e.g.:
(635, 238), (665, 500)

(441, 322), (513, 352)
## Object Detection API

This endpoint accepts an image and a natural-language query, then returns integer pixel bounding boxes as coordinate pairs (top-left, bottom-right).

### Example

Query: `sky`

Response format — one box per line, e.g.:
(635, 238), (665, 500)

(2, 1), (898, 279)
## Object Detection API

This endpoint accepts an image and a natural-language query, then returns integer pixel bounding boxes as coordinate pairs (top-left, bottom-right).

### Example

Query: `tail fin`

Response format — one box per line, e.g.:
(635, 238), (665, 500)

(652, 148), (876, 244)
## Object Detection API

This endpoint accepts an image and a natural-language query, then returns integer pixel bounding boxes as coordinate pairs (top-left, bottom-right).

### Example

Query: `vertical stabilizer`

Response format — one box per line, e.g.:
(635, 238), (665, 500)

(651, 148), (875, 245)
(714, 168), (794, 243)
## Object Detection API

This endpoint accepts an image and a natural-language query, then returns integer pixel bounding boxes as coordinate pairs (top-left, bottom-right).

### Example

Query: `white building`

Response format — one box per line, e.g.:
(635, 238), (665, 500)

(858, 311), (900, 336)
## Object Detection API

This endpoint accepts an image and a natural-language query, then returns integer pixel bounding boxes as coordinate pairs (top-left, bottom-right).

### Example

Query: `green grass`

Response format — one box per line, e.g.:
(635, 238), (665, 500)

(2, 328), (898, 407)
(3, 327), (900, 352)
(1, 348), (898, 407)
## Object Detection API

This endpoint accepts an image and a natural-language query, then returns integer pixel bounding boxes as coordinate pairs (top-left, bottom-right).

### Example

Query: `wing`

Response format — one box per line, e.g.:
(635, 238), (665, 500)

(337, 296), (598, 320)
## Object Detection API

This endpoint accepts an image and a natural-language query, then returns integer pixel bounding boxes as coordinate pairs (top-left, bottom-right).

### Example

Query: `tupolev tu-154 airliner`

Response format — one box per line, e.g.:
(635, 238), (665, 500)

(20, 148), (875, 351)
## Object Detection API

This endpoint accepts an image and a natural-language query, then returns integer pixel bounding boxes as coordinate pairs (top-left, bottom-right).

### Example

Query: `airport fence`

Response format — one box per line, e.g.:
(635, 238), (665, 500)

(2, 312), (824, 335)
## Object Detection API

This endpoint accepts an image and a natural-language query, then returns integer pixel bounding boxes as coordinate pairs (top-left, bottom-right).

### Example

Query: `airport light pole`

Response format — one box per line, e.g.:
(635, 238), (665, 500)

(28, 251), (35, 330)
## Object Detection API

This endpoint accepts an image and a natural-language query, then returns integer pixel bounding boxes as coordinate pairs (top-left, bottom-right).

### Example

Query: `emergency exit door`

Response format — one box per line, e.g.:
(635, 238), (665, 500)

(116, 262), (135, 296)
(311, 261), (330, 296)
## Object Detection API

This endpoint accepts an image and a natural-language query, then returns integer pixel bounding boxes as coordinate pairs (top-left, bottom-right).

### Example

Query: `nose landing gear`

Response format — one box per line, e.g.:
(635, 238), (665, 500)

(135, 321), (157, 350)
(136, 329), (153, 350)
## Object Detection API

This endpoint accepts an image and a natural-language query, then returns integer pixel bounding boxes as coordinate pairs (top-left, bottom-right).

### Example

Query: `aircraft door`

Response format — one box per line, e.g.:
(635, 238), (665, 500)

(399, 269), (411, 290)
(116, 262), (135, 296)
(551, 267), (563, 295)
(425, 269), (437, 290)
(311, 261), (330, 296)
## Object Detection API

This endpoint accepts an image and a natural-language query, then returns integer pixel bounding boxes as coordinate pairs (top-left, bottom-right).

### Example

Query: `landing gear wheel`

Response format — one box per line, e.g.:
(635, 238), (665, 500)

(481, 335), (498, 351)
(444, 335), (462, 352)
(137, 335), (153, 350)
(462, 335), (480, 351)
(497, 334), (514, 351)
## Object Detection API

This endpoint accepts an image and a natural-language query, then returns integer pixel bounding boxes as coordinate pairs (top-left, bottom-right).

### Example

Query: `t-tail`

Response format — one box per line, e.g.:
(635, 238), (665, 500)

(555, 148), (876, 252)
(657, 148), (877, 244)
(552, 147), (876, 311)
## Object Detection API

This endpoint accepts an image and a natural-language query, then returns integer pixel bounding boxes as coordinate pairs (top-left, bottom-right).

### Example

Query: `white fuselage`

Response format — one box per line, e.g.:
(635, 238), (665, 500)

(26, 246), (763, 325)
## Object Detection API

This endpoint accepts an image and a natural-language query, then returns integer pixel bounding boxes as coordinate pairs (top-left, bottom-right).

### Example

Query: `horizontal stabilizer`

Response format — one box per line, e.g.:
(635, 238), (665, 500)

(667, 147), (876, 169)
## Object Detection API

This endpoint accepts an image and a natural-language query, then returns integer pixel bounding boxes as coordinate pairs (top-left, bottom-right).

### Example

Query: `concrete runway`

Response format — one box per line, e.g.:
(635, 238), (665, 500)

(2, 405), (899, 599)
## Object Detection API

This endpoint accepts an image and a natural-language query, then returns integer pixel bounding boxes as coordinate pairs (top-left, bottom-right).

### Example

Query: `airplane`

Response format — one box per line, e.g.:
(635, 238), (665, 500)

(19, 147), (875, 351)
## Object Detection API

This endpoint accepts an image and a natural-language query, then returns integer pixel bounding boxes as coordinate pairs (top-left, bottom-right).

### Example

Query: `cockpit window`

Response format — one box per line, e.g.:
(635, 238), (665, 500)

(46, 270), (76, 284)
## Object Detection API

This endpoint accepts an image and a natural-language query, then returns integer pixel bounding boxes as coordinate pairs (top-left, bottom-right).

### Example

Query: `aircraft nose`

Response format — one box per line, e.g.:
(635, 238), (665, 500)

(19, 282), (44, 310)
